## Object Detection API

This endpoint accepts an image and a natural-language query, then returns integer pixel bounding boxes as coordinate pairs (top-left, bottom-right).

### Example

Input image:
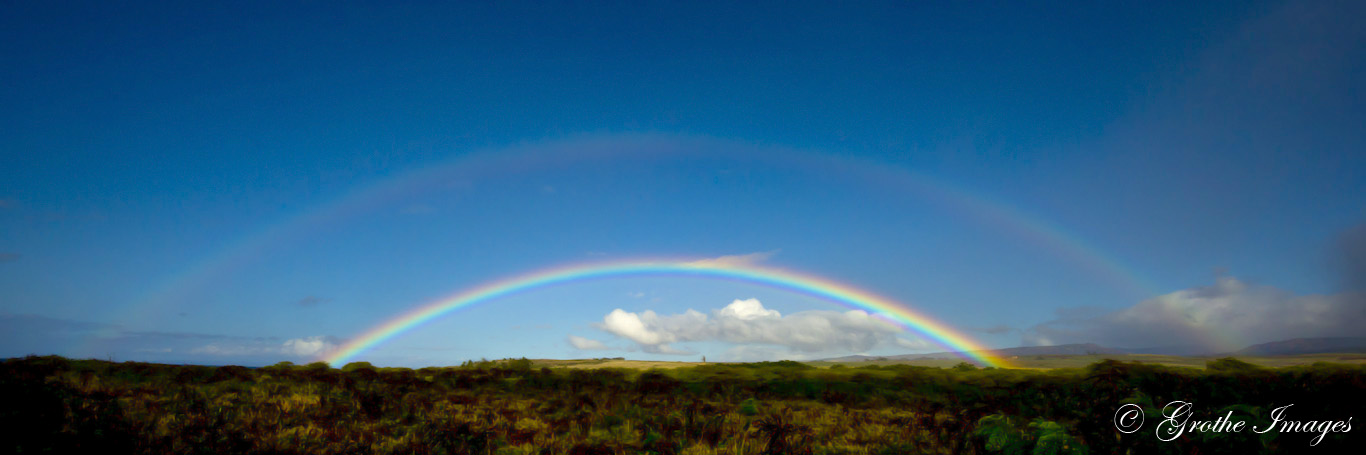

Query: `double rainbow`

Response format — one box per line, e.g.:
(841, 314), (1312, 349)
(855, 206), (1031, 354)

(112, 135), (1161, 358)
(322, 259), (1013, 368)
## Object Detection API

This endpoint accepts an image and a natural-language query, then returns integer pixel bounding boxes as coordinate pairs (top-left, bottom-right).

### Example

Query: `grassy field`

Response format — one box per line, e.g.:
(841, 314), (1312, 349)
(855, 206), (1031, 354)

(535, 353), (1366, 371)
(533, 359), (704, 369)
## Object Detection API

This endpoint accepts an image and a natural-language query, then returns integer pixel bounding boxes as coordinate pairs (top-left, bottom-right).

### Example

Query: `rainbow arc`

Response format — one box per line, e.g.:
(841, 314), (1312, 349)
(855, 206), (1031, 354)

(322, 259), (1014, 368)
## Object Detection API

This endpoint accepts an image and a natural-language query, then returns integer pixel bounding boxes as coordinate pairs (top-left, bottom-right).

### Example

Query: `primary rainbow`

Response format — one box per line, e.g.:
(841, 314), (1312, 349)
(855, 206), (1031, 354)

(322, 259), (1014, 368)
(114, 135), (1162, 354)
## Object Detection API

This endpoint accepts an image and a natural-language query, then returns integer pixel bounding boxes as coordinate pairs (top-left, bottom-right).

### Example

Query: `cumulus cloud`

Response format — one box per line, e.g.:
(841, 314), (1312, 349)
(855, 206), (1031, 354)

(684, 251), (780, 268)
(1023, 277), (1366, 352)
(566, 335), (611, 350)
(282, 336), (339, 357)
(602, 309), (676, 345)
(596, 298), (911, 356)
(716, 298), (781, 320)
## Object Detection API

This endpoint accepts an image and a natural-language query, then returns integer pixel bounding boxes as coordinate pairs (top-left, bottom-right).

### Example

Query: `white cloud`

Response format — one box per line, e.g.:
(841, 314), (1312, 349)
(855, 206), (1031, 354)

(717, 298), (780, 320)
(896, 337), (933, 349)
(642, 344), (695, 356)
(602, 309), (675, 345)
(596, 298), (907, 356)
(193, 335), (340, 358)
(567, 335), (611, 350)
(684, 251), (779, 268)
(191, 343), (268, 356)
(283, 336), (338, 357)
(1024, 277), (1366, 352)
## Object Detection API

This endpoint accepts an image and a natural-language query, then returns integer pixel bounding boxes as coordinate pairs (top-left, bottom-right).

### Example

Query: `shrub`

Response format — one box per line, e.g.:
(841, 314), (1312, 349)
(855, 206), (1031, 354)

(342, 361), (376, 372)
(1206, 357), (1261, 373)
(738, 398), (760, 416)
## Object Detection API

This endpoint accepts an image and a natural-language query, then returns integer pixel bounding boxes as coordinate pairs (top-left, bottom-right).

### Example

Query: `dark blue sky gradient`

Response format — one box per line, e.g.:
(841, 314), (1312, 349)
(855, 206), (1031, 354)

(1, 1), (1362, 365)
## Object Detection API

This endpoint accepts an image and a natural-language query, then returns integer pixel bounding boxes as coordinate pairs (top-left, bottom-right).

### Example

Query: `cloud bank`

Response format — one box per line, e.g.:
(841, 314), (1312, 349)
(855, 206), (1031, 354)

(1023, 276), (1366, 352)
(592, 298), (917, 357)
(194, 335), (340, 358)
(0, 313), (342, 364)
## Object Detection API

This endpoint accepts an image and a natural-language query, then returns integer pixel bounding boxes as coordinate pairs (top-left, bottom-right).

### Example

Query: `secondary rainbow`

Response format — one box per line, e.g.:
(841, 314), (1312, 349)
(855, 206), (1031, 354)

(322, 259), (1014, 368)
(116, 135), (1161, 351)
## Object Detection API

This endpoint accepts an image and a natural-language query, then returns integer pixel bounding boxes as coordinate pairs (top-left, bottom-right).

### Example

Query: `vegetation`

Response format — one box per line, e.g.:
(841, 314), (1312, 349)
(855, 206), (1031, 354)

(3, 355), (1361, 454)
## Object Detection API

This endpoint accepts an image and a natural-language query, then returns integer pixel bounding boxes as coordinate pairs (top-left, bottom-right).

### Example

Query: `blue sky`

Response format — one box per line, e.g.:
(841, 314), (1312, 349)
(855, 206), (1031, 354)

(2, 1), (1363, 366)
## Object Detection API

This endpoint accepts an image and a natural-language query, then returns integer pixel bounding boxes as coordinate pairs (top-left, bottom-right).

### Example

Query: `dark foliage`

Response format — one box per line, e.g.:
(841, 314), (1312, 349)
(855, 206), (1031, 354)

(1, 355), (1361, 454)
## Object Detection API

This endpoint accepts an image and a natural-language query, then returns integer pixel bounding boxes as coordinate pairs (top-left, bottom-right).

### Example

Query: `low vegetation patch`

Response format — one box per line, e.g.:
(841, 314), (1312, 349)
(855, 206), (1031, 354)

(2, 356), (1361, 453)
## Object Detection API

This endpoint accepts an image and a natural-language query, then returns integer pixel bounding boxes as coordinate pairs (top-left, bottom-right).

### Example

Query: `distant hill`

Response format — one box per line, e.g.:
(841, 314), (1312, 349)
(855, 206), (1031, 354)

(1118, 345), (1214, 356)
(990, 343), (1131, 357)
(823, 338), (1366, 363)
(823, 343), (1128, 362)
(1233, 337), (1366, 356)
